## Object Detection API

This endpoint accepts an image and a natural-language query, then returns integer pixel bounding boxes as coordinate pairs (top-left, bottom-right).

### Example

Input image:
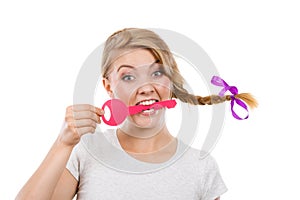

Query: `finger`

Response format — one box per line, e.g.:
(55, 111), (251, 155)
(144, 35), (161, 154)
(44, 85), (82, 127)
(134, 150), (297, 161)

(67, 104), (104, 115)
(67, 119), (97, 129)
(95, 107), (105, 116)
(75, 126), (96, 137)
(66, 111), (100, 123)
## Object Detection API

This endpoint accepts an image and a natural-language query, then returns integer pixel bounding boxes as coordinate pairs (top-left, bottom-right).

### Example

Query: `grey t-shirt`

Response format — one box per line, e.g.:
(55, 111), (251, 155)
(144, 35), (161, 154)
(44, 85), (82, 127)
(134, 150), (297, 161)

(66, 129), (227, 200)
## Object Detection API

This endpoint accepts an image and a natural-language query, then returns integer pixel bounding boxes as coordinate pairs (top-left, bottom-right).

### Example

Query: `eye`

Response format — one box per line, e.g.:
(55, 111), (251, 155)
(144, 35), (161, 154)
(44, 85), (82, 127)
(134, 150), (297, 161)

(122, 74), (135, 81)
(152, 70), (164, 77)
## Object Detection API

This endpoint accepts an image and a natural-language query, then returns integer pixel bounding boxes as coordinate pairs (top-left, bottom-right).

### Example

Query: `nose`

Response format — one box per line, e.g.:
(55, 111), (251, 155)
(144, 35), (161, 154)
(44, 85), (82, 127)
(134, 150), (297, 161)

(137, 83), (155, 96)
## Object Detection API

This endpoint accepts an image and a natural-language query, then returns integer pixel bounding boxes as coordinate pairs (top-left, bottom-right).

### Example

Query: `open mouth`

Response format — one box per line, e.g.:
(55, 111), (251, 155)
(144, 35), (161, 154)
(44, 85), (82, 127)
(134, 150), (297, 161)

(136, 99), (159, 106)
(135, 99), (159, 113)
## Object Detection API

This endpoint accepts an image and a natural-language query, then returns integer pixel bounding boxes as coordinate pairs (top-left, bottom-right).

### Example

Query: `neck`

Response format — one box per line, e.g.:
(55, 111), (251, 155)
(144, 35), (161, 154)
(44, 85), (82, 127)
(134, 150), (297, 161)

(117, 125), (175, 154)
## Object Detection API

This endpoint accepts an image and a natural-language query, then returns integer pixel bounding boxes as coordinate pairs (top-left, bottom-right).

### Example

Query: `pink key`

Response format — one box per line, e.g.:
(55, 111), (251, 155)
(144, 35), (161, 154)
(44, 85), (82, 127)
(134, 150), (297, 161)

(101, 99), (177, 126)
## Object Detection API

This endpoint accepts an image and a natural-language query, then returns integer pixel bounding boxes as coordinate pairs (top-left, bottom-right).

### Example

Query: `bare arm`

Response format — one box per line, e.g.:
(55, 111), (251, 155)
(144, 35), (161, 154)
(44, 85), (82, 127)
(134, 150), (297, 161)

(16, 104), (103, 200)
(50, 168), (78, 200)
(16, 139), (75, 199)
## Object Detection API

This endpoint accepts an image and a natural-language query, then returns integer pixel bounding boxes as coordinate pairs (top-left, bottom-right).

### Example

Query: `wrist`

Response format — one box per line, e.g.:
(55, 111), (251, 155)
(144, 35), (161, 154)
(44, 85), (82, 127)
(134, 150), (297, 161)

(55, 137), (77, 151)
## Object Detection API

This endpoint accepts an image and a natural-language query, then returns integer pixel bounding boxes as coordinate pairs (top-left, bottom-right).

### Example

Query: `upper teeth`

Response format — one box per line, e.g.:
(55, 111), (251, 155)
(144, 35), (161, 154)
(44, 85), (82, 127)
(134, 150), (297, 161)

(139, 100), (156, 106)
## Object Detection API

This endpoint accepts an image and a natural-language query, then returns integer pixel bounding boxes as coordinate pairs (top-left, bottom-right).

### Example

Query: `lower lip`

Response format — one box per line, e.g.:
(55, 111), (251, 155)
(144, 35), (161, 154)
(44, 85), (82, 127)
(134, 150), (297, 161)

(139, 108), (157, 116)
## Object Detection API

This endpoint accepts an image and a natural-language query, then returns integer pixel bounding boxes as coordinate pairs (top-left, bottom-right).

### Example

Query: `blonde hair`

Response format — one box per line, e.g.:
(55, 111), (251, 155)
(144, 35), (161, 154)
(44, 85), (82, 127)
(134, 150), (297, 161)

(101, 28), (257, 109)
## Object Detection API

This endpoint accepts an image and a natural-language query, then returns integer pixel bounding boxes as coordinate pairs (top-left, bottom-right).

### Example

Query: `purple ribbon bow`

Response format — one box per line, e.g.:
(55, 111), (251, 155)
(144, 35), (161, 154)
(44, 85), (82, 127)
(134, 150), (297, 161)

(211, 76), (249, 120)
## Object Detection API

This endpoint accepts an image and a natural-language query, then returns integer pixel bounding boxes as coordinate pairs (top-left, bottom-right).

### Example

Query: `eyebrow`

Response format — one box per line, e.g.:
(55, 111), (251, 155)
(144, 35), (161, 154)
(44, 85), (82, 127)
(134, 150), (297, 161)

(117, 59), (160, 72)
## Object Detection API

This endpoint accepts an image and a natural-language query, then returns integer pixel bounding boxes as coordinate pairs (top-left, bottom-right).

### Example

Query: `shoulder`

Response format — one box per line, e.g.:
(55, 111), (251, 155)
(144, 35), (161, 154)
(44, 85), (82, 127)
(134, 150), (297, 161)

(180, 145), (218, 165)
(69, 128), (115, 160)
(177, 145), (220, 174)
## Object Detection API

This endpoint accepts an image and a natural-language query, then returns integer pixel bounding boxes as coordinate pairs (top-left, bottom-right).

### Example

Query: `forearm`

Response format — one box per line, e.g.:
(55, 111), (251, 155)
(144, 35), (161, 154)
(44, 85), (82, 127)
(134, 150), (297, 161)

(16, 104), (101, 199)
(16, 139), (74, 200)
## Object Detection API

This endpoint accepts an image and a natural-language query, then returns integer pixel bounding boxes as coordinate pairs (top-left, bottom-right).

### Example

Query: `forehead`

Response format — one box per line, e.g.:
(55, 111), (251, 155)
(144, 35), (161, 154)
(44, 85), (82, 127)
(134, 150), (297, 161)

(112, 49), (156, 69)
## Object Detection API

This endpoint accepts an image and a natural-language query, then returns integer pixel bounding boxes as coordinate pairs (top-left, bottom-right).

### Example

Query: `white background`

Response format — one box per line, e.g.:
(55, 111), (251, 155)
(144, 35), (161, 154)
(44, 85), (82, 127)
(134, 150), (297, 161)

(1, 0), (299, 199)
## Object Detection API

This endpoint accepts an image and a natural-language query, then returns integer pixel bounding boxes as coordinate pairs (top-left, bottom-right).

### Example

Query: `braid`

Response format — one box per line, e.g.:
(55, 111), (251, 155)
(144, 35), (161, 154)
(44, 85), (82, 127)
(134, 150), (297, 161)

(197, 95), (232, 105)
(172, 83), (258, 109)
(172, 85), (231, 106)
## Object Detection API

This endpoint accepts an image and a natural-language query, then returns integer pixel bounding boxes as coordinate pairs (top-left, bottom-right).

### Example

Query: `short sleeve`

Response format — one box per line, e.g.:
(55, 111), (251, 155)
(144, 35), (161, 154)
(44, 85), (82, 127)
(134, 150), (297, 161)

(201, 155), (228, 200)
(66, 143), (83, 181)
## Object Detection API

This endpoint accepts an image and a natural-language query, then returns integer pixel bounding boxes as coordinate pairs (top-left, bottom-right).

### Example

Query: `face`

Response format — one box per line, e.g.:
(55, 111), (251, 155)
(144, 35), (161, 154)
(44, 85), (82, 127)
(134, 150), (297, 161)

(103, 48), (172, 128)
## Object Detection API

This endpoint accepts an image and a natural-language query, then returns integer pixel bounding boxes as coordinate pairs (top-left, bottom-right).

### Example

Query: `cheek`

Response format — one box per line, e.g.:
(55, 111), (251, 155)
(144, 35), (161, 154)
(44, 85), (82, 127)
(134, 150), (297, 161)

(156, 78), (172, 98)
(110, 81), (133, 102)
(160, 86), (172, 98)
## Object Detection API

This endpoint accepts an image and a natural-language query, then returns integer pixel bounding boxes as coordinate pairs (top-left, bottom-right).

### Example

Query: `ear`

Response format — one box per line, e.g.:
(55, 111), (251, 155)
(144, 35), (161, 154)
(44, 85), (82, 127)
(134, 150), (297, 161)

(102, 78), (113, 98)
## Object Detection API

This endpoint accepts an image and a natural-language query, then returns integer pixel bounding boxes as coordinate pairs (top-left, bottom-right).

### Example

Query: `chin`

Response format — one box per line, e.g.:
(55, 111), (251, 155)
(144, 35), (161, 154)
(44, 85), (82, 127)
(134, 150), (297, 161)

(129, 109), (166, 129)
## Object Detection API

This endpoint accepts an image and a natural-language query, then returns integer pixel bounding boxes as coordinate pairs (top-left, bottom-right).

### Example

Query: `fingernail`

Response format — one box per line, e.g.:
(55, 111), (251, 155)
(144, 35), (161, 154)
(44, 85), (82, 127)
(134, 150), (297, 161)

(96, 107), (104, 115)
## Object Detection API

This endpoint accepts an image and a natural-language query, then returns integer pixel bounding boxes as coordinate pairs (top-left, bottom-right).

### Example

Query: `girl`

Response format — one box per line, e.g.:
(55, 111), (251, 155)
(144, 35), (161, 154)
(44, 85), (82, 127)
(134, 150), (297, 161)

(16, 28), (256, 200)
